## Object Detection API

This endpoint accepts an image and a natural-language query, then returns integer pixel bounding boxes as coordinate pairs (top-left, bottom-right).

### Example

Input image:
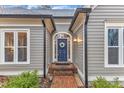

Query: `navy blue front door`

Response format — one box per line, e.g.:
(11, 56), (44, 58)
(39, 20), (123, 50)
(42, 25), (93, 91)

(58, 39), (67, 61)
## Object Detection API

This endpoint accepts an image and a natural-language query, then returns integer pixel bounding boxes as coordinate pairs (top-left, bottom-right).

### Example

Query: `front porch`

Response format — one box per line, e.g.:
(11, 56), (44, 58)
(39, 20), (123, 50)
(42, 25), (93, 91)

(42, 8), (91, 88)
(48, 63), (84, 88)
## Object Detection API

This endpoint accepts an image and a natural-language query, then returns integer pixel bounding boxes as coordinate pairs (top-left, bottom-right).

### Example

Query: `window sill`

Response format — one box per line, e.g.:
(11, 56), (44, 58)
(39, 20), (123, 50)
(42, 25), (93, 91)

(0, 62), (30, 65)
(105, 64), (124, 68)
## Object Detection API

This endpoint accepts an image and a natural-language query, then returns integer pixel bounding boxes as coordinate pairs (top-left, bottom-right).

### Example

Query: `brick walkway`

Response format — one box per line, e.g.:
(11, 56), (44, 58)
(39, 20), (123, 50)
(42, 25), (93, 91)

(51, 75), (78, 88)
(48, 63), (83, 88)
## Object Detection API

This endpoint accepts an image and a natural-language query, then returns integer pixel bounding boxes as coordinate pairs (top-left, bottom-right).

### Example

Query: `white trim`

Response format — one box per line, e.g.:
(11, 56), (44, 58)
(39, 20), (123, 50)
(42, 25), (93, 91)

(55, 23), (71, 25)
(52, 32), (72, 62)
(0, 23), (70, 26)
(104, 22), (124, 67)
(75, 65), (85, 82)
(91, 5), (98, 10)
(83, 16), (86, 81)
(105, 22), (124, 27)
(0, 24), (42, 27)
(0, 28), (30, 64)
(104, 22), (108, 67)
(89, 76), (124, 81)
(0, 70), (43, 76)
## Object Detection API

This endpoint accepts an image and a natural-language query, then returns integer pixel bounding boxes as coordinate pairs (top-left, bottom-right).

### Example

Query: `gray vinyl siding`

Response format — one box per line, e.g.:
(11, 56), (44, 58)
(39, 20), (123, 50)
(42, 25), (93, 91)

(0, 26), (44, 72)
(56, 24), (70, 32)
(73, 25), (84, 73)
(55, 18), (71, 33)
(88, 5), (124, 77)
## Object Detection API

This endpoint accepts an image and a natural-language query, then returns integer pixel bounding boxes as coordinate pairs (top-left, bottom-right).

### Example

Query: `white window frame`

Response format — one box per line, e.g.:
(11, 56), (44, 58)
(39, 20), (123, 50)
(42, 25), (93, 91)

(0, 29), (30, 64)
(105, 22), (124, 67)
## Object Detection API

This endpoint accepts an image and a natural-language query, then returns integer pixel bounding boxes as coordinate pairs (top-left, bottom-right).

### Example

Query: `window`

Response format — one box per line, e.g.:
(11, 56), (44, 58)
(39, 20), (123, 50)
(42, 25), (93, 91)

(108, 29), (119, 65)
(2, 29), (30, 64)
(105, 23), (124, 67)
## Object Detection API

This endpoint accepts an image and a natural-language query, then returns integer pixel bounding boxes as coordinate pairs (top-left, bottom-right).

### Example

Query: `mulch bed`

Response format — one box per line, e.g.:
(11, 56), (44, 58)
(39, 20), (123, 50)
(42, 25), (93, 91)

(0, 76), (8, 87)
(40, 77), (52, 88)
(0, 76), (51, 88)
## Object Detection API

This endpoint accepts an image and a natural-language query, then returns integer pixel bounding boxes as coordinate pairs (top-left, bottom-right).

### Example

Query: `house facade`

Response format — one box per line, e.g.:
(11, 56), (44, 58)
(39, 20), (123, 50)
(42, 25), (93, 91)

(0, 5), (124, 86)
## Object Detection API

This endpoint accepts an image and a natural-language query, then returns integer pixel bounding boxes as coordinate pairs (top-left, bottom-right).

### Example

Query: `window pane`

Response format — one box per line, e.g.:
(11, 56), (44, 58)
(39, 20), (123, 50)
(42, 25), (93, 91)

(108, 48), (118, 64)
(108, 29), (118, 46)
(123, 29), (124, 46)
(5, 32), (14, 46)
(5, 48), (14, 62)
(18, 32), (27, 46)
(18, 48), (27, 61)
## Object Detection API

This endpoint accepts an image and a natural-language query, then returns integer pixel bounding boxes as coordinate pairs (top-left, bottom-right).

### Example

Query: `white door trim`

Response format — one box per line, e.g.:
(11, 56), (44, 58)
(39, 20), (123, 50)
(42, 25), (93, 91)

(52, 32), (72, 62)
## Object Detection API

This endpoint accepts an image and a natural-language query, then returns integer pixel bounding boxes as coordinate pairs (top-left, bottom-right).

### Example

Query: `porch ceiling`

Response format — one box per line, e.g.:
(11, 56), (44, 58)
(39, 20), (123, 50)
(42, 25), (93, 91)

(69, 8), (91, 32)
(43, 17), (56, 33)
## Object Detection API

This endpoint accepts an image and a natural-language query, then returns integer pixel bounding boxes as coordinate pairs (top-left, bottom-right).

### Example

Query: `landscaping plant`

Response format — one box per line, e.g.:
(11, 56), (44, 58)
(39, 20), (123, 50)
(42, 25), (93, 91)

(4, 70), (40, 88)
(91, 76), (122, 88)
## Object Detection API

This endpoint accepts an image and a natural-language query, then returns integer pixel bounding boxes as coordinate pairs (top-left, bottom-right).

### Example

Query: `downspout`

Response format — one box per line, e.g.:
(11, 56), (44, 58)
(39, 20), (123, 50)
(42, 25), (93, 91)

(42, 18), (46, 78)
(84, 12), (90, 88)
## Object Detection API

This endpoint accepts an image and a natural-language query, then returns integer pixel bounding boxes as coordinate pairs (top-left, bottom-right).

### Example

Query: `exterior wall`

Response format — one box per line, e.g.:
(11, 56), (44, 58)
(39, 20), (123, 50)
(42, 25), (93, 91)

(56, 24), (70, 32)
(73, 25), (84, 73)
(87, 5), (124, 81)
(55, 18), (71, 33)
(0, 18), (44, 75)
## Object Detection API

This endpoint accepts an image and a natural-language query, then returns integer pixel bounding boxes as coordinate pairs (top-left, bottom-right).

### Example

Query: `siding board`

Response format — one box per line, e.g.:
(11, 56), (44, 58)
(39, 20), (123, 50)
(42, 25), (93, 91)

(88, 5), (124, 76)
(73, 26), (84, 73)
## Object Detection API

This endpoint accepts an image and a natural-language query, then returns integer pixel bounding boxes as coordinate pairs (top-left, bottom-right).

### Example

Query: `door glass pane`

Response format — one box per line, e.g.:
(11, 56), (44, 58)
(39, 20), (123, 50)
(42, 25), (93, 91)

(5, 48), (14, 62)
(108, 29), (118, 46)
(18, 32), (27, 46)
(5, 32), (14, 46)
(108, 47), (118, 64)
(18, 48), (27, 61)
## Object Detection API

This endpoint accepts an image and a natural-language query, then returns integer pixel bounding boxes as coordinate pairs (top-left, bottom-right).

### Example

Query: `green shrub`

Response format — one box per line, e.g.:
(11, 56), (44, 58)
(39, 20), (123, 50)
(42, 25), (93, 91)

(110, 78), (122, 88)
(4, 70), (40, 88)
(91, 76), (122, 88)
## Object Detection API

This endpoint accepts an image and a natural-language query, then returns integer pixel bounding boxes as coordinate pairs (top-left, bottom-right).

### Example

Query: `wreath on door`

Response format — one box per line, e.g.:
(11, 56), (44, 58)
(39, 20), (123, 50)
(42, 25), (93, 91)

(59, 42), (65, 48)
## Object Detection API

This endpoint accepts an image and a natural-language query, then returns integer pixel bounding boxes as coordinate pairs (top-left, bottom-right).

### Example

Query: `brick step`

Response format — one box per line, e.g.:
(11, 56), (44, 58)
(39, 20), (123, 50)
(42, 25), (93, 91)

(54, 62), (71, 65)
(48, 63), (77, 75)
(53, 71), (74, 76)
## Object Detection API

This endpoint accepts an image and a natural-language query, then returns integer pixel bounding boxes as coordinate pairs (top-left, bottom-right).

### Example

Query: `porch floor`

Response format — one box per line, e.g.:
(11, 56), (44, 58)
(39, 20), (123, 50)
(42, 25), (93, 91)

(48, 63), (84, 88)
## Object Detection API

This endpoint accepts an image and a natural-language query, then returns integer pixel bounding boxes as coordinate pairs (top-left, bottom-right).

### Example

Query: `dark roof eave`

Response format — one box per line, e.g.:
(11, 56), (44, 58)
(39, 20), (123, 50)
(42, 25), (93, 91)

(69, 8), (91, 31)
(0, 14), (73, 19)
(0, 14), (52, 18)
